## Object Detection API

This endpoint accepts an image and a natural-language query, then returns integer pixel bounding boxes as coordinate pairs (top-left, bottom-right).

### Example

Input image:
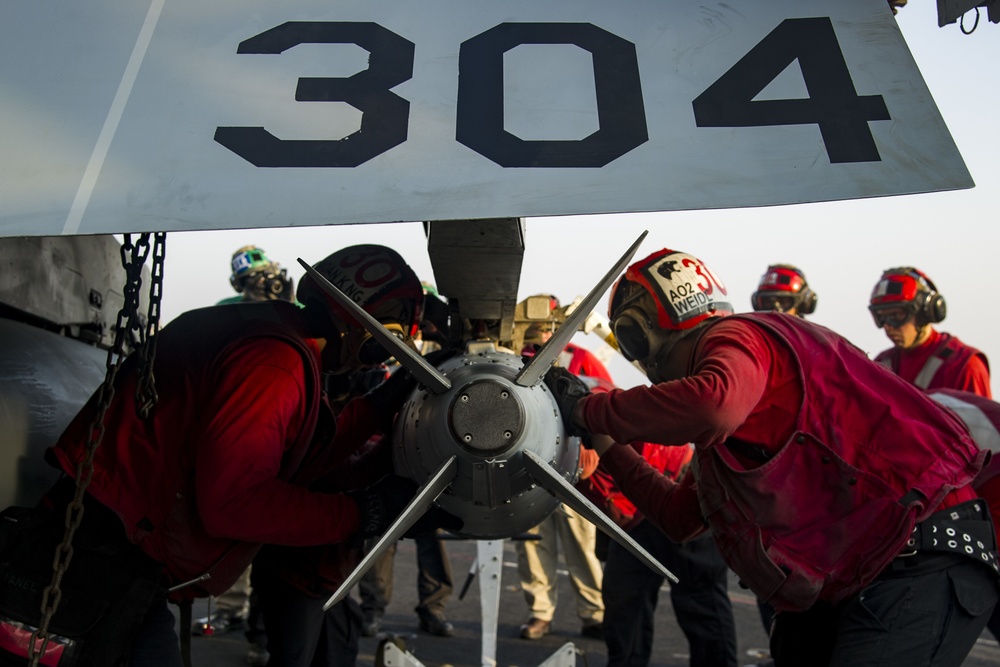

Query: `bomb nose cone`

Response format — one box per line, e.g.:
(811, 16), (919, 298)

(450, 379), (524, 455)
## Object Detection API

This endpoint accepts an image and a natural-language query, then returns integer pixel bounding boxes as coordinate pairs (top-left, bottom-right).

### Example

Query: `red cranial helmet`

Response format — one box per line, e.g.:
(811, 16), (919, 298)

(751, 264), (817, 316)
(868, 266), (946, 328)
(608, 249), (733, 362)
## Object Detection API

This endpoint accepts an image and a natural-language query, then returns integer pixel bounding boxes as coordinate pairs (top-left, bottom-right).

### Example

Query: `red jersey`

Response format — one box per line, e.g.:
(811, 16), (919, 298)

(585, 313), (984, 611)
(48, 303), (377, 599)
(874, 328), (991, 398)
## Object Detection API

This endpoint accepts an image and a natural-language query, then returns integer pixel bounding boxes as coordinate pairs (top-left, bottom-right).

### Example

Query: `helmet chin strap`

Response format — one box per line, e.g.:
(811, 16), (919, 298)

(912, 323), (933, 348)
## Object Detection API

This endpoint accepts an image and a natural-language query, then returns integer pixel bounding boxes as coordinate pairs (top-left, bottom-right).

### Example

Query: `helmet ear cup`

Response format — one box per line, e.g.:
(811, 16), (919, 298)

(798, 287), (818, 315)
(921, 291), (946, 324)
(750, 290), (763, 311)
(912, 270), (945, 325)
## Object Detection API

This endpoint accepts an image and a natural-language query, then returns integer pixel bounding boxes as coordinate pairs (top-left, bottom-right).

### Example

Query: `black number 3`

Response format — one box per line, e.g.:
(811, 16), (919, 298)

(214, 22), (415, 168)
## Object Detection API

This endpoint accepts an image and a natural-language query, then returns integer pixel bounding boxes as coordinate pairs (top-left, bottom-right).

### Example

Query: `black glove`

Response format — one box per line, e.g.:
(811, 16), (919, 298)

(365, 368), (419, 430)
(349, 475), (418, 538)
(543, 367), (593, 446)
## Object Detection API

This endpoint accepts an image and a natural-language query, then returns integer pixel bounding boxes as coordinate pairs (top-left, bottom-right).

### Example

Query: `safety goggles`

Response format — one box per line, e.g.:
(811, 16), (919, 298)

(869, 306), (913, 329)
(756, 295), (797, 313)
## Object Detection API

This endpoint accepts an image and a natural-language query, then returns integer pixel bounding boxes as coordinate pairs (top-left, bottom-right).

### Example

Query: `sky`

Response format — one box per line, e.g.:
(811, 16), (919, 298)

(157, 3), (1000, 392)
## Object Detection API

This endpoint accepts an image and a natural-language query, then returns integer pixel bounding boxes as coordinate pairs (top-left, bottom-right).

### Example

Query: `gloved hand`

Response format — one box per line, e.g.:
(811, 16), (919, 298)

(543, 366), (593, 446)
(349, 475), (418, 538)
(365, 368), (419, 430)
(349, 474), (465, 539)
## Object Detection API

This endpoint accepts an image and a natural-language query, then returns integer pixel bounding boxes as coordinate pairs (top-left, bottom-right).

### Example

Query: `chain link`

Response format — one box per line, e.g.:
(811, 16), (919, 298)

(136, 232), (166, 419)
(28, 233), (166, 665)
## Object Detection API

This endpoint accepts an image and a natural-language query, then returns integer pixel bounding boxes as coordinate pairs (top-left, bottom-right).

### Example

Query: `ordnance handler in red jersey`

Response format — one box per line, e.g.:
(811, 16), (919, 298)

(543, 247), (999, 667)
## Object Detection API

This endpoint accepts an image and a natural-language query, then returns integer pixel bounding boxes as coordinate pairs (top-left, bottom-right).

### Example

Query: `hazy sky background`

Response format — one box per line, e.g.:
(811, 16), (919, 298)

(157, 3), (1000, 392)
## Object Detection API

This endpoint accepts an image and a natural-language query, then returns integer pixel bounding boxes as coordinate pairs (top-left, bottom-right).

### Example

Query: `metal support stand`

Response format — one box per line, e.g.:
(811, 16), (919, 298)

(381, 640), (427, 667)
(380, 538), (575, 667)
(538, 643), (578, 667)
(477, 540), (505, 667)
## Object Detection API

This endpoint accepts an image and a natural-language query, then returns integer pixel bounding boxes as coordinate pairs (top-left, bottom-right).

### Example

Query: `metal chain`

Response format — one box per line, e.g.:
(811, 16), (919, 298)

(136, 232), (166, 419)
(28, 233), (164, 665)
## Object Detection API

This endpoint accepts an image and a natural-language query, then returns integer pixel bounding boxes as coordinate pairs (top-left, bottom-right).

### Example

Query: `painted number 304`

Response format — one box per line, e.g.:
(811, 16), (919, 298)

(214, 18), (890, 169)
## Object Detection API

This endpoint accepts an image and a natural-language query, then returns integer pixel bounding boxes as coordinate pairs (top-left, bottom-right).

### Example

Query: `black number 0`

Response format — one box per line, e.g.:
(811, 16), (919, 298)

(692, 18), (890, 163)
(214, 22), (415, 168)
(456, 23), (648, 168)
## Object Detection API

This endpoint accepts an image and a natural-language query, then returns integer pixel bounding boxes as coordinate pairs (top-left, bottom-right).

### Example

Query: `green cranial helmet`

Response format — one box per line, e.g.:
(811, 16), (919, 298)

(230, 245), (276, 291)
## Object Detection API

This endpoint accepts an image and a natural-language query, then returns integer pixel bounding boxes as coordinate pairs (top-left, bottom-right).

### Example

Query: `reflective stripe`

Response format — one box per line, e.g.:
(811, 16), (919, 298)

(914, 356), (945, 390)
(929, 393), (1000, 454)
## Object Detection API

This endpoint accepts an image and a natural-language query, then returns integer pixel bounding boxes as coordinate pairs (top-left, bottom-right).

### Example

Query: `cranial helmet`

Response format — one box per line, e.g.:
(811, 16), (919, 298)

(230, 245), (294, 301)
(751, 264), (817, 316)
(297, 245), (424, 367)
(868, 266), (946, 328)
(230, 245), (277, 290)
(608, 249), (734, 362)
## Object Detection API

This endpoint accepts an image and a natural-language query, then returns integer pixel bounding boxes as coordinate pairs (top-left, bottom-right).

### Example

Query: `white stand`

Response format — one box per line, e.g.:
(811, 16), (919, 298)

(382, 539), (577, 667)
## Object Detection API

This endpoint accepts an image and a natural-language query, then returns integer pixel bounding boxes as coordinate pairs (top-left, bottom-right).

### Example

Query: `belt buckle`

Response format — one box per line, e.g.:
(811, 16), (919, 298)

(898, 528), (919, 558)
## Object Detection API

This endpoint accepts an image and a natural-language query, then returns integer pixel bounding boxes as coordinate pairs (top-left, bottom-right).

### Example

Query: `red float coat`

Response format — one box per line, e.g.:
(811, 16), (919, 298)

(874, 329), (991, 398)
(47, 302), (377, 600)
(581, 313), (985, 612)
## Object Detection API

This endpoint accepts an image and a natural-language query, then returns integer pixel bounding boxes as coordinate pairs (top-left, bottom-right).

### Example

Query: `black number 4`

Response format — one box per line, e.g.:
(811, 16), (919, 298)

(693, 17), (890, 164)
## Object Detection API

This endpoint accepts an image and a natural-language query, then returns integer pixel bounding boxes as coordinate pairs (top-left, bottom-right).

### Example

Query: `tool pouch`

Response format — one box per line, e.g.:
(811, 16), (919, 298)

(0, 498), (165, 667)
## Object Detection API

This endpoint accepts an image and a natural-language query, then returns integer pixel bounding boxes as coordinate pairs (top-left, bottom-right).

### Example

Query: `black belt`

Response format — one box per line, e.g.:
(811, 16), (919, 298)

(899, 499), (999, 573)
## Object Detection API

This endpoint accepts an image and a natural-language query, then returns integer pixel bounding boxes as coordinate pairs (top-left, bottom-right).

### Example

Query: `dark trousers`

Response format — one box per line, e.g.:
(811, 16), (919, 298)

(255, 575), (362, 667)
(771, 554), (999, 667)
(603, 521), (738, 667)
(359, 533), (453, 615)
(128, 598), (183, 667)
(989, 605), (1000, 643)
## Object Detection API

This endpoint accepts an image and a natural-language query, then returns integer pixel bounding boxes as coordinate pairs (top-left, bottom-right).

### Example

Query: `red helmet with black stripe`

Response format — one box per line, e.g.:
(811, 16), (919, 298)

(868, 266), (946, 327)
(751, 264), (817, 316)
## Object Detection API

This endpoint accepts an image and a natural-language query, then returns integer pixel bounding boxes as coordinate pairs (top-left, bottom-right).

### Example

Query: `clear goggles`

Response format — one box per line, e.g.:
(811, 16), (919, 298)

(869, 306), (914, 329)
